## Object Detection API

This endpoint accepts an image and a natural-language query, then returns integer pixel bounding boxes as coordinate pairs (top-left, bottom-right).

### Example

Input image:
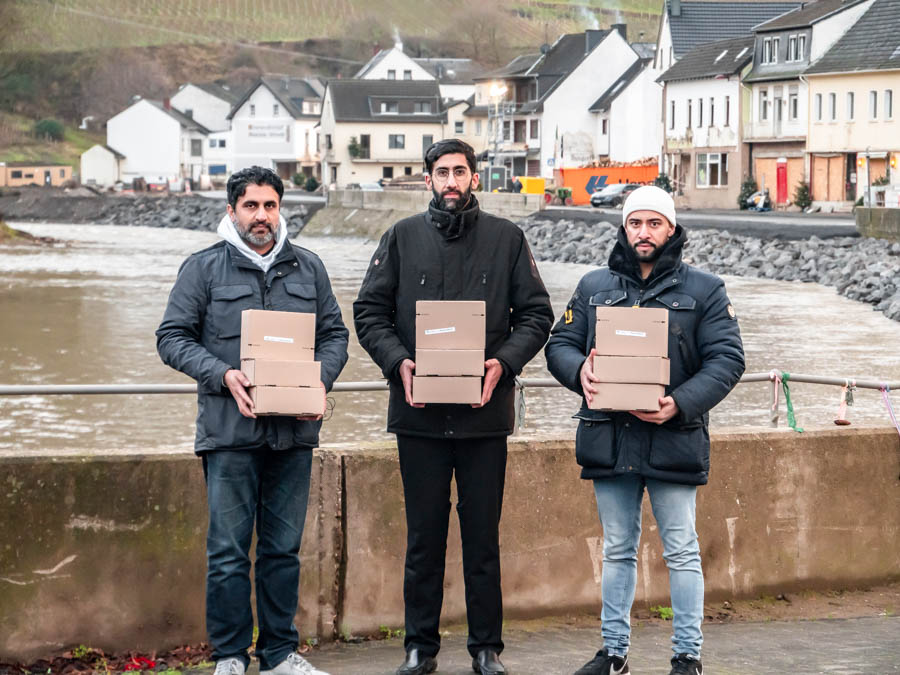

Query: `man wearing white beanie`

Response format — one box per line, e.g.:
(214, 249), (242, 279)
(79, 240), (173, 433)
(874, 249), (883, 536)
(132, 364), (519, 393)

(545, 185), (745, 675)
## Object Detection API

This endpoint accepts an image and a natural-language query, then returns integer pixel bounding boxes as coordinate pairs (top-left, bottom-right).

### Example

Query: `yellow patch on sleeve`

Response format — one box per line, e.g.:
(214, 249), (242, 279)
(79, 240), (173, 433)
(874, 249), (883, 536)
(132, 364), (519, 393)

(564, 308), (574, 324)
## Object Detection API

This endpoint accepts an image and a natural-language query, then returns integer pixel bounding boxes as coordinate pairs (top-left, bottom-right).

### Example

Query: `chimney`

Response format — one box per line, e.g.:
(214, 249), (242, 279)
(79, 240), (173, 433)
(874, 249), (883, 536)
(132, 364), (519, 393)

(163, 97), (171, 110)
(282, 77), (289, 91)
(671, 0), (682, 17)
(585, 28), (604, 54)
(612, 23), (627, 42)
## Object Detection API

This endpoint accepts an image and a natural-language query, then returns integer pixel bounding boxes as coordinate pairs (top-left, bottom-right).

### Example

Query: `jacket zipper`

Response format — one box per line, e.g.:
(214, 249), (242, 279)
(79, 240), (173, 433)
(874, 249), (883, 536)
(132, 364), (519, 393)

(420, 273), (426, 285)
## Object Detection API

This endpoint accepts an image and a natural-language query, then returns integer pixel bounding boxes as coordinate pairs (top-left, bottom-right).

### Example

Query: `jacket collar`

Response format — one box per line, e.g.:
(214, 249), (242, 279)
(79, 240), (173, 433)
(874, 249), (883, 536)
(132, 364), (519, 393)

(608, 224), (687, 289)
(425, 194), (480, 240)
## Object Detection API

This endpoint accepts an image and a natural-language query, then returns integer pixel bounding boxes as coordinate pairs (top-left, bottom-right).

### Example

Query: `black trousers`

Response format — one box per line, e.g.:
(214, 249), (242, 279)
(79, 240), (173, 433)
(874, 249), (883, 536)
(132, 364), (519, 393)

(396, 434), (508, 658)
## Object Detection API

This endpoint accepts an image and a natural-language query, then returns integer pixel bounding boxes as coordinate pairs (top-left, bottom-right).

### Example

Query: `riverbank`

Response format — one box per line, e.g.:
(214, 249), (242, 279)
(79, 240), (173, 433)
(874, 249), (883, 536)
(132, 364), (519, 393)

(519, 215), (900, 322)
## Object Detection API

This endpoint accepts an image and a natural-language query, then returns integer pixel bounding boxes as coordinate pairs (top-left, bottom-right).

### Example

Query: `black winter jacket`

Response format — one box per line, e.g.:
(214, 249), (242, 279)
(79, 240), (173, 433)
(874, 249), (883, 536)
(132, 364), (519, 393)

(156, 240), (349, 453)
(353, 197), (554, 438)
(545, 225), (745, 485)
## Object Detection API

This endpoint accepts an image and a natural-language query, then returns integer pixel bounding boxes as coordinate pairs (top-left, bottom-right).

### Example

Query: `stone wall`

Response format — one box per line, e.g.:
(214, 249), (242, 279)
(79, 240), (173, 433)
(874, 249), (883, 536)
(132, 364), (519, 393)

(857, 207), (900, 241)
(2, 428), (899, 662)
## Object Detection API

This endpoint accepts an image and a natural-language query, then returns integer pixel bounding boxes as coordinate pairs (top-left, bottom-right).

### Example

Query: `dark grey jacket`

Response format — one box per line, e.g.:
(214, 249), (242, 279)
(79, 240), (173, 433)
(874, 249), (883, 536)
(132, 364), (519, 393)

(156, 240), (349, 453)
(353, 197), (554, 438)
(545, 225), (745, 485)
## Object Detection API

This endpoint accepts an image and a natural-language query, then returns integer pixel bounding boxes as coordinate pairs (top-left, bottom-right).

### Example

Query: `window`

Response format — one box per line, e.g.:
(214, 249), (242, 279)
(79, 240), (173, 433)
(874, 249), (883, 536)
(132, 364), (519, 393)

(475, 120), (482, 135)
(670, 99), (676, 129)
(788, 36), (798, 62)
(184, 108), (193, 119)
(502, 120), (511, 141)
(219, 139), (226, 148)
(529, 119), (539, 139)
(190, 139), (202, 157)
(359, 134), (370, 159)
(798, 35), (806, 60)
(273, 104), (279, 117)
(209, 139), (217, 148)
(725, 96), (731, 126)
(815, 93), (823, 121)
(454, 121), (464, 134)
(403, 70), (412, 80)
(250, 104), (256, 117)
(870, 90), (878, 119)
(789, 87), (798, 120)
(697, 98), (703, 127)
(381, 101), (399, 114)
(422, 134), (433, 154)
(847, 92), (855, 120)
(885, 89), (893, 119)
(696, 152), (729, 187)
(59, 169), (65, 177)
(602, 118), (608, 135)
(762, 38), (773, 64)
(388, 134), (405, 149)
(326, 134), (332, 150)
(829, 93), (837, 121)
(383, 166), (394, 179)
(687, 99), (692, 128)
(776, 97), (784, 123)
(772, 37), (780, 63)
(405, 166), (413, 175)
(387, 69), (396, 80)
(11, 170), (22, 178)
(760, 89), (769, 121)
(413, 101), (432, 114)
(709, 97), (715, 126)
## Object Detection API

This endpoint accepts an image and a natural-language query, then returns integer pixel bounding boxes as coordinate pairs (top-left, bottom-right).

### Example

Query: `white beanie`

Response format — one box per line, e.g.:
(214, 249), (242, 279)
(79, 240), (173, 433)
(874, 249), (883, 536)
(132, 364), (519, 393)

(622, 185), (677, 228)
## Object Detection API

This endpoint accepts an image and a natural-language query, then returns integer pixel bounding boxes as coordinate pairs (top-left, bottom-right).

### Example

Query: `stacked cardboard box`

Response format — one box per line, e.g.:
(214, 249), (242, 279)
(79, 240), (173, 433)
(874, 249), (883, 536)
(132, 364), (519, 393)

(413, 301), (486, 404)
(240, 309), (324, 416)
(591, 307), (670, 412)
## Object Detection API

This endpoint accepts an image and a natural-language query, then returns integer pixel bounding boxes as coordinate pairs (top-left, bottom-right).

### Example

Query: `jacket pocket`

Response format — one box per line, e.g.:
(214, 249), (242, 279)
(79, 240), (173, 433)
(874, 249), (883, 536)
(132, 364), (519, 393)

(648, 425), (709, 473)
(575, 417), (617, 469)
(210, 284), (255, 338)
(282, 282), (318, 313)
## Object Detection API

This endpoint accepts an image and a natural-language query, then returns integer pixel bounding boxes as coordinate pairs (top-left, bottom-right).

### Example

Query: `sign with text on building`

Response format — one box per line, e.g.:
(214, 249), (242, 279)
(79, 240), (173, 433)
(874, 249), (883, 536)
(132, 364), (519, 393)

(247, 124), (289, 141)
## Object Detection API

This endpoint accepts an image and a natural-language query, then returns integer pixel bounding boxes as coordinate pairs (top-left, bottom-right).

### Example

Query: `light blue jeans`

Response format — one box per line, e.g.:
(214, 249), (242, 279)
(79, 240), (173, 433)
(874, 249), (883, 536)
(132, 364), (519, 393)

(593, 475), (703, 659)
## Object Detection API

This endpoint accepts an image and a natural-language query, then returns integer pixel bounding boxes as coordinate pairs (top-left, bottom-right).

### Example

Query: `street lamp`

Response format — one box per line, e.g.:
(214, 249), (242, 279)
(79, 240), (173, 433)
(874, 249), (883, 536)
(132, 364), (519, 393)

(488, 82), (508, 190)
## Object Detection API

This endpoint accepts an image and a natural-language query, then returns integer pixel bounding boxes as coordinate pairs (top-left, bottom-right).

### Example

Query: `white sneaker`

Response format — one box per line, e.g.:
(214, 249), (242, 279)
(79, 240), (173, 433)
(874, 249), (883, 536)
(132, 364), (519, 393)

(260, 651), (331, 675)
(214, 658), (246, 675)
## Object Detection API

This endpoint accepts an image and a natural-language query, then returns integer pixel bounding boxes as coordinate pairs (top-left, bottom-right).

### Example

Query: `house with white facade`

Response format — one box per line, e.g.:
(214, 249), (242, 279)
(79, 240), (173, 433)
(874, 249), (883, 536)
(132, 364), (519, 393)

(356, 45), (481, 102)
(80, 144), (125, 187)
(469, 27), (640, 181)
(319, 79), (446, 187)
(743, 0), (874, 205)
(88, 98), (210, 186)
(659, 35), (754, 208)
(654, 0), (801, 71)
(170, 82), (243, 132)
(227, 77), (324, 181)
(804, 0), (900, 208)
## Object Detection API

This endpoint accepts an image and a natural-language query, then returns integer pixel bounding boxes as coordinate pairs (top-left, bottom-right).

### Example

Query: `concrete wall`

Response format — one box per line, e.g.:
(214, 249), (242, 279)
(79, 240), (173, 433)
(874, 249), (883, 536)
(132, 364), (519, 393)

(856, 207), (900, 240)
(2, 428), (899, 662)
(326, 189), (544, 218)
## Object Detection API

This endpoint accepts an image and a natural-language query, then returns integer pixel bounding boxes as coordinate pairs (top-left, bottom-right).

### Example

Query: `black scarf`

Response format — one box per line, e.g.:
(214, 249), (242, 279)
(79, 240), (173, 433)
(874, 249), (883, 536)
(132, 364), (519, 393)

(426, 194), (480, 240)
(608, 224), (687, 287)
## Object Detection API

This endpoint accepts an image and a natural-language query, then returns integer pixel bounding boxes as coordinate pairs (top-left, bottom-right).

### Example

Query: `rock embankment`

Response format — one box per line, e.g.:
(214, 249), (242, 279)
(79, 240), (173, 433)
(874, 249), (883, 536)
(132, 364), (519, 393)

(518, 216), (900, 322)
(0, 190), (308, 236)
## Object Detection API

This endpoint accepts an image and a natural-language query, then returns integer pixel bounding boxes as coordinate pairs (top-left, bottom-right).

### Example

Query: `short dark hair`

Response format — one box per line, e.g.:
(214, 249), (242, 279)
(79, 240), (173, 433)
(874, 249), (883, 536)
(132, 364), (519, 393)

(226, 166), (284, 208)
(424, 139), (477, 175)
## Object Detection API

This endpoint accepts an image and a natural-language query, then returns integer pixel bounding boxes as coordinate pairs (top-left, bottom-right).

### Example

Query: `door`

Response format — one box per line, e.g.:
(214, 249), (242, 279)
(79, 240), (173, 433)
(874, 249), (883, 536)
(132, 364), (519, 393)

(776, 158), (787, 204)
(44, 170), (51, 186)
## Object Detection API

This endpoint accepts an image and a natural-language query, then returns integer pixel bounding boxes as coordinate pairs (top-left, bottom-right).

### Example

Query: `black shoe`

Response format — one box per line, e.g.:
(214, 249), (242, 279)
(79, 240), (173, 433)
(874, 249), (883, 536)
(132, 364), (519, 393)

(472, 649), (507, 674)
(396, 648), (437, 675)
(669, 653), (702, 675)
(574, 648), (629, 675)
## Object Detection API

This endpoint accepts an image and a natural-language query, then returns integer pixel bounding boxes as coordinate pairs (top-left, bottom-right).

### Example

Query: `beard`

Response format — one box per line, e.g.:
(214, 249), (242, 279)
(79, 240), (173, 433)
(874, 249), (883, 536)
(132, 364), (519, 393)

(238, 221), (275, 247)
(432, 185), (472, 212)
(632, 240), (662, 263)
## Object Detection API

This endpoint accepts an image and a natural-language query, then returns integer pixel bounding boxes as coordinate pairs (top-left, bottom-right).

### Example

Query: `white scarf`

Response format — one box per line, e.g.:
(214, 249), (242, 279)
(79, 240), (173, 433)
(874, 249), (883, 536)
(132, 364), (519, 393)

(216, 214), (289, 273)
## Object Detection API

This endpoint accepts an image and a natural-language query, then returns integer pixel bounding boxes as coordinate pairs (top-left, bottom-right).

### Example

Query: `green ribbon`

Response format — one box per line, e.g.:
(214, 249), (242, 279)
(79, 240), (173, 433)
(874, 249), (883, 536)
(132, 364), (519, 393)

(781, 372), (804, 433)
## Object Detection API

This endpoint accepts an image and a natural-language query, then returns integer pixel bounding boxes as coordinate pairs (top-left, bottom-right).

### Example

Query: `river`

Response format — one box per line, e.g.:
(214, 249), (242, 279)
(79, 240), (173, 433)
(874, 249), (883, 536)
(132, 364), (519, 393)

(2, 222), (900, 454)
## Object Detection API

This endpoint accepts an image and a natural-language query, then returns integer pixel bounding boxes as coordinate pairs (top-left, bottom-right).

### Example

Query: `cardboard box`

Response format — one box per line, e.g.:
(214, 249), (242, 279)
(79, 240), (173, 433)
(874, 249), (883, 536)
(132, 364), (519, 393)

(415, 349), (485, 377)
(595, 307), (668, 357)
(241, 359), (321, 387)
(250, 385), (324, 416)
(593, 356), (670, 385)
(589, 383), (665, 412)
(415, 301), (486, 350)
(241, 309), (315, 360)
(412, 376), (482, 404)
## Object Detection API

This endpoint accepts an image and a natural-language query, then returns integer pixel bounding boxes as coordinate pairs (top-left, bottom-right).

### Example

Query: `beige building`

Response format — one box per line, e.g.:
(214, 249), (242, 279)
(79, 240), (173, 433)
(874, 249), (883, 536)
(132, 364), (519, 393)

(0, 162), (72, 187)
(804, 0), (899, 208)
(319, 80), (448, 187)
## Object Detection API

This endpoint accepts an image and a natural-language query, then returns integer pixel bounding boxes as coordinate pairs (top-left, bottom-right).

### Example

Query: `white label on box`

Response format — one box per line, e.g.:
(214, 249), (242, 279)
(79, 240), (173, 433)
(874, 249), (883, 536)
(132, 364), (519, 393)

(615, 330), (647, 338)
(424, 327), (456, 335)
(263, 335), (295, 343)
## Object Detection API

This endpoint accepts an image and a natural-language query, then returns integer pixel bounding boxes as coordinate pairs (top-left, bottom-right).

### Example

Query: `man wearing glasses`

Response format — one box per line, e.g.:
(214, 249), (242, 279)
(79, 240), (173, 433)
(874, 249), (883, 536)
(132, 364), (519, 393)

(545, 186), (744, 675)
(353, 140), (553, 675)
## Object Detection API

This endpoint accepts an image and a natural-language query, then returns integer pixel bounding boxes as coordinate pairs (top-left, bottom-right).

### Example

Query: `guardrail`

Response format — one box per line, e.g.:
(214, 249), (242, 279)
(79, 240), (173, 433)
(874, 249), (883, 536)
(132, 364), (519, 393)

(2, 372), (899, 433)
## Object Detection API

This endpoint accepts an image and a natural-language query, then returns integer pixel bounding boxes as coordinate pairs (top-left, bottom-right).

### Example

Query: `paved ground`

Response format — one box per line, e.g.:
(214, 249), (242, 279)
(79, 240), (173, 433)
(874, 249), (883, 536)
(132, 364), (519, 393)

(222, 615), (900, 675)
(538, 207), (858, 240)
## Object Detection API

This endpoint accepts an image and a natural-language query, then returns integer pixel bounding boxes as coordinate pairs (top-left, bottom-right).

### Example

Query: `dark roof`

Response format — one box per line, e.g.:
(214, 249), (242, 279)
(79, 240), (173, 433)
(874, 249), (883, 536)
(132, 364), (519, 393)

(805, 0), (900, 75)
(476, 53), (541, 80)
(326, 80), (446, 123)
(755, 0), (869, 30)
(413, 58), (483, 84)
(103, 144), (126, 159)
(146, 100), (211, 133)
(658, 35), (755, 82)
(631, 42), (657, 59)
(667, 1), (801, 58)
(192, 82), (244, 104)
(589, 59), (648, 111)
(532, 32), (610, 101)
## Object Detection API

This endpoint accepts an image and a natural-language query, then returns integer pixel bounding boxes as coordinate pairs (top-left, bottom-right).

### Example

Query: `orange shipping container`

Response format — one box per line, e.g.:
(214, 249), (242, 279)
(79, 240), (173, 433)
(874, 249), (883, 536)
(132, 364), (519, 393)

(560, 166), (660, 205)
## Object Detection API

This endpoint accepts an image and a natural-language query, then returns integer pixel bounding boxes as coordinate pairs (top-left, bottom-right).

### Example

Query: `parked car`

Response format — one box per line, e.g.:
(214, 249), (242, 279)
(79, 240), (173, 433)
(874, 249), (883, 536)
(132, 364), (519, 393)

(590, 183), (641, 207)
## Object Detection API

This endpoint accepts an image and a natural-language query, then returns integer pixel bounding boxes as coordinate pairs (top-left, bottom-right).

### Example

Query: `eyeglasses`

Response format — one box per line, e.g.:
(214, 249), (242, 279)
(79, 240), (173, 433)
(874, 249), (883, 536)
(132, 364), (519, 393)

(432, 167), (470, 181)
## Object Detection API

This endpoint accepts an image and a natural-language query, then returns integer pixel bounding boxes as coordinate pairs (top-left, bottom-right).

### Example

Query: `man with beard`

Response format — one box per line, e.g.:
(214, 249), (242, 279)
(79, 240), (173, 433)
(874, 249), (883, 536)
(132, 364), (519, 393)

(545, 186), (744, 675)
(353, 139), (554, 675)
(157, 166), (348, 675)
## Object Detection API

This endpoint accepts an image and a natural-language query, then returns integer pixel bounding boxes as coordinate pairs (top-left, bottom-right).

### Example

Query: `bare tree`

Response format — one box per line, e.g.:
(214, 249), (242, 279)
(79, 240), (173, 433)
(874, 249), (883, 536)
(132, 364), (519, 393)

(77, 49), (174, 123)
(460, 1), (507, 67)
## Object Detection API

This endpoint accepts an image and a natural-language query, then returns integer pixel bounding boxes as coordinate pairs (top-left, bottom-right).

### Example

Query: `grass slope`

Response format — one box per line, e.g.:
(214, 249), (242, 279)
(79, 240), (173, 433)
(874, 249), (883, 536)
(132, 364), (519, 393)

(0, 112), (103, 166)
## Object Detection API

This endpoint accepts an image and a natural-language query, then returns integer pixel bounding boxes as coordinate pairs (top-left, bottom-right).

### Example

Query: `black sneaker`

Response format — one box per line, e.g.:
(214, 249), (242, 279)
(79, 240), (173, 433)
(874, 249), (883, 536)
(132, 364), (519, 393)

(574, 648), (630, 675)
(669, 653), (702, 675)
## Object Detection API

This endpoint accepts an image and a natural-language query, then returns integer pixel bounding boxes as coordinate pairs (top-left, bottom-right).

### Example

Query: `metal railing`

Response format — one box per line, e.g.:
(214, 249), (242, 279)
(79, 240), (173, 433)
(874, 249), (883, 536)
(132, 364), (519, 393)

(2, 372), (899, 430)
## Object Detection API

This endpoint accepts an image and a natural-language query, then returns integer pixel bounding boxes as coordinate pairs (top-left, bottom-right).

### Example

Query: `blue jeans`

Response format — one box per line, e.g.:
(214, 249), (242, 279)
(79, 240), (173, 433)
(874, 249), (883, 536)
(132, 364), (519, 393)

(203, 447), (312, 670)
(593, 475), (703, 659)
